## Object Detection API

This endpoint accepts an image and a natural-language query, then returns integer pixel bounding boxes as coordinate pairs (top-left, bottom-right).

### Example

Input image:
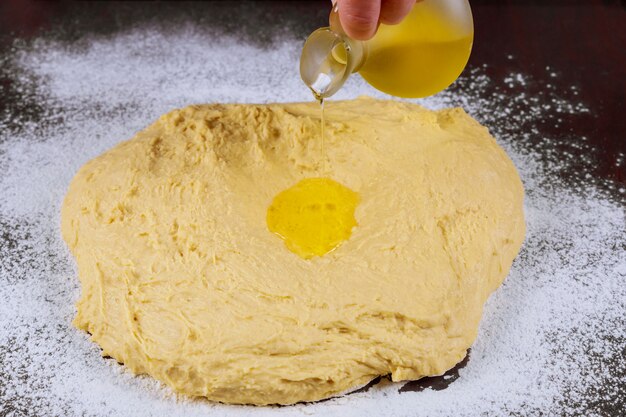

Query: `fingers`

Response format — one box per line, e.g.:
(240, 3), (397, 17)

(336, 0), (415, 40)
(338, 0), (381, 41)
(379, 0), (415, 25)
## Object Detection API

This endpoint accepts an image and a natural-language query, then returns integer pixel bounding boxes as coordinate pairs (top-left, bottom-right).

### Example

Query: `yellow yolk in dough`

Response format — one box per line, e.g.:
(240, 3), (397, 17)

(267, 177), (359, 259)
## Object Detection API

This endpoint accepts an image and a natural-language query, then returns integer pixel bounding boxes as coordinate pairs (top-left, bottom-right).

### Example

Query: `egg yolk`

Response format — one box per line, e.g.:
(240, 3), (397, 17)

(267, 177), (359, 259)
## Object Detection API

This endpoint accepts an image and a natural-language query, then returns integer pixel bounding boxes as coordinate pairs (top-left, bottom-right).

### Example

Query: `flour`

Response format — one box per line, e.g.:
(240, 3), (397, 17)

(0, 26), (624, 417)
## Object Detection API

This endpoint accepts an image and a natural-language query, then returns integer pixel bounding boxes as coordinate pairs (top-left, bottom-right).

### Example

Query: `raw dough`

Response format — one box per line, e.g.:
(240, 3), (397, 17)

(61, 97), (525, 405)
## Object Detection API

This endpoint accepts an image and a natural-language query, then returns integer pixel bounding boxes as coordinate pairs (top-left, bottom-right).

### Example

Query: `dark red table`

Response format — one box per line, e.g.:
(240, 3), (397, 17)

(0, 1), (624, 415)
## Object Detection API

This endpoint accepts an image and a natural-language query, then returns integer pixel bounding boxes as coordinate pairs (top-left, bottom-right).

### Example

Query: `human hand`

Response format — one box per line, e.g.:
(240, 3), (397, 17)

(335, 0), (417, 41)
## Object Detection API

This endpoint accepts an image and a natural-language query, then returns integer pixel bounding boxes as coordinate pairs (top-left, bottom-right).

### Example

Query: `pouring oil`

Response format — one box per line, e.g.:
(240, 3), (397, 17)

(268, 0), (475, 259)
(301, 0), (474, 99)
(319, 98), (326, 176)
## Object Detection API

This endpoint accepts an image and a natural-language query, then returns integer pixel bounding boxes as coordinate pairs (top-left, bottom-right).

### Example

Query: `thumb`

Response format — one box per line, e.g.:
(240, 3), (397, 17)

(337, 0), (381, 41)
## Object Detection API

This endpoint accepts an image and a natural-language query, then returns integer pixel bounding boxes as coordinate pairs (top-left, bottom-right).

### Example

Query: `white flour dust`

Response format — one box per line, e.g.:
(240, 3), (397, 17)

(0, 26), (624, 417)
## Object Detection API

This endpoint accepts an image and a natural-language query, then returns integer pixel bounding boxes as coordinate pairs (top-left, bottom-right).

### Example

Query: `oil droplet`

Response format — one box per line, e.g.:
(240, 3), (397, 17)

(267, 178), (359, 259)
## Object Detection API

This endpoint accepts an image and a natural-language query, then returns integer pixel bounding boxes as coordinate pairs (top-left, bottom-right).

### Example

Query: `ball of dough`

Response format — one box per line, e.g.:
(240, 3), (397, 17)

(61, 97), (525, 405)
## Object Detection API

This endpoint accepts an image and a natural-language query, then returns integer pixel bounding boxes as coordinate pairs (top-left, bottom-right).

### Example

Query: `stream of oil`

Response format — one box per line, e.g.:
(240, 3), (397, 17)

(318, 96), (327, 176)
(266, 97), (359, 259)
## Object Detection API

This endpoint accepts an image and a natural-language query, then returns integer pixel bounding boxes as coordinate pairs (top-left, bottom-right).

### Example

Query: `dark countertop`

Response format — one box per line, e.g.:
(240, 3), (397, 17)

(0, 1), (624, 416)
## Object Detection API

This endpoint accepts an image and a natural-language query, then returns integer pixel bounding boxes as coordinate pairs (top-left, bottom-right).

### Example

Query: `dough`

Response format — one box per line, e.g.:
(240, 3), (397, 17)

(61, 97), (525, 405)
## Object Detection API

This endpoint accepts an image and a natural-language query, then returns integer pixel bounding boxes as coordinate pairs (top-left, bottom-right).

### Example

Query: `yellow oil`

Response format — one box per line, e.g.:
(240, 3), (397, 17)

(327, 0), (473, 98)
(267, 177), (359, 259)
(360, 38), (472, 98)
(360, 3), (473, 98)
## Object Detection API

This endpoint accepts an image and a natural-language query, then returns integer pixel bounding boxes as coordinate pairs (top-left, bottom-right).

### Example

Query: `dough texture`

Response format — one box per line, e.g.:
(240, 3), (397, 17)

(61, 97), (525, 405)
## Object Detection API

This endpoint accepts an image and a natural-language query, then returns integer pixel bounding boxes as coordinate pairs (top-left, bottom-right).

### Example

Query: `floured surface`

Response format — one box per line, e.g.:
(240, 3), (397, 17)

(0, 24), (624, 417)
(60, 99), (524, 404)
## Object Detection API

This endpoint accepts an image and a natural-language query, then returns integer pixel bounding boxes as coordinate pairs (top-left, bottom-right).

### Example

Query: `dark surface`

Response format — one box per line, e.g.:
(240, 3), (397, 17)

(399, 350), (471, 393)
(0, 0), (624, 415)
